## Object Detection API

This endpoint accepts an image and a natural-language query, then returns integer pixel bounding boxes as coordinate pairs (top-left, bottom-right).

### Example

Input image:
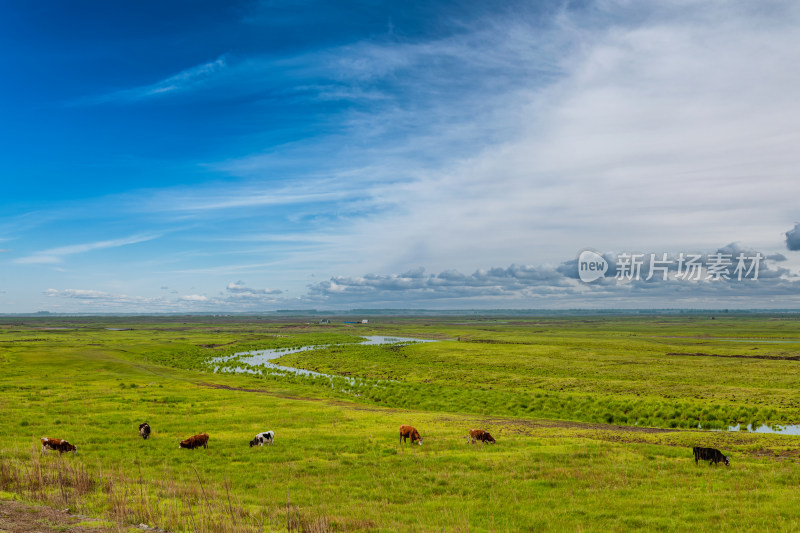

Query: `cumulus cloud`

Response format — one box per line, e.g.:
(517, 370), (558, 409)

(785, 224), (800, 251)
(307, 264), (584, 305)
(38, 240), (796, 312)
(304, 244), (797, 308)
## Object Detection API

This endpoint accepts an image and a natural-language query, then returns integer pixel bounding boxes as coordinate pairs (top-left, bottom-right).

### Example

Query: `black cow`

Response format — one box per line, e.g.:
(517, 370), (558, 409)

(138, 422), (151, 440)
(693, 446), (729, 466)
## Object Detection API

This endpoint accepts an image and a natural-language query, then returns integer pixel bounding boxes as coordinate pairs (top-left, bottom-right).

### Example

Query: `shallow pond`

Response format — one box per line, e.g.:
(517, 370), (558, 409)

(697, 423), (800, 435)
(724, 423), (800, 435)
(712, 338), (800, 344)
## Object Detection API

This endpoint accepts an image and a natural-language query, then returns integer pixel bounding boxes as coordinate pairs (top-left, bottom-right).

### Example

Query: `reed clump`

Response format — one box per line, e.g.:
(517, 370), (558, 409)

(0, 448), (330, 532)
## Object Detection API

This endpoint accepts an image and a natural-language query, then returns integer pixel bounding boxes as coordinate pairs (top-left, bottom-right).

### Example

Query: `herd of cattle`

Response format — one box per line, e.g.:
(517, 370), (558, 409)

(40, 423), (730, 466)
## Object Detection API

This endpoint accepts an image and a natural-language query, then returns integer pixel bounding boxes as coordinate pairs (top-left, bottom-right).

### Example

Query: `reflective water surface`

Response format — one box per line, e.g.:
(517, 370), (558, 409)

(212, 335), (437, 379)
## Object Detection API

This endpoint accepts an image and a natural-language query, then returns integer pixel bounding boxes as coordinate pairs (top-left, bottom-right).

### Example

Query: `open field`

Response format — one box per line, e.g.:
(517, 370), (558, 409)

(2, 315), (800, 531)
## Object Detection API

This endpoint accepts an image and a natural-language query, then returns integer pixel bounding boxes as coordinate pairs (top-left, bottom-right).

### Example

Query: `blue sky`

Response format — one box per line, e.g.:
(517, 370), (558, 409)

(2, 0), (800, 312)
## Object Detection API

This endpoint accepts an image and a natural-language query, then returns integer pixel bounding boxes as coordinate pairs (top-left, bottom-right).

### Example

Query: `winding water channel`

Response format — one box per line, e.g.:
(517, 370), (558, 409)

(212, 335), (437, 380)
(212, 335), (800, 435)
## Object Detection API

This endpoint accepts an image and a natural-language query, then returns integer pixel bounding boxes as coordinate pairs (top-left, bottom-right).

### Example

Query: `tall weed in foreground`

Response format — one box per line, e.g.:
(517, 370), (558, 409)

(0, 446), (94, 506)
(0, 448), (331, 532)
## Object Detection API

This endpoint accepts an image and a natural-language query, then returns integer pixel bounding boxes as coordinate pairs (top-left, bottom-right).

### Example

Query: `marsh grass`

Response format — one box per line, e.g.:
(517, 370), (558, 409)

(261, 319), (800, 429)
(3, 315), (800, 531)
(0, 447), (94, 507)
(0, 447), (335, 532)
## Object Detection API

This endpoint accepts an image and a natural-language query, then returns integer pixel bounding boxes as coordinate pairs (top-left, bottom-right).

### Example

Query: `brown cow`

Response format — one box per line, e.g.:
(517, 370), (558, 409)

(179, 433), (209, 449)
(468, 429), (496, 444)
(41, 437), (77, 455)
(399, 425), (422, 446)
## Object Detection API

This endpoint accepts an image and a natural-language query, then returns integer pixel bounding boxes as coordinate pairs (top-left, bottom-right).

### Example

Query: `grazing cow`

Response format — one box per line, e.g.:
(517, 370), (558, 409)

(179, 433), (209, 449)
(693, 446), (729, 466)
(249, 431), (275, 447)
(138, 422), (151, 440)
(399, 425), (423, 446)
(40, 437), (77, 455)
(468, 429), (496, 444)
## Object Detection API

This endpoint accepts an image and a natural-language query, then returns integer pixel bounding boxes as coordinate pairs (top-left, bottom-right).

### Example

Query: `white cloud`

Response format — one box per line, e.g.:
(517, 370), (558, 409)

(42, 288), (160, 307)
(44, 288), (110, 299)
(147, 182), (356, 213)
(82, 56), (228, 104)
(226, 281), (282, 295)
(304, 245), (798, 308)
(785, 223), (800, 251)
(180, 294), (209, 302)
(16, 233), (159, 265)
(16, 255), (61, 265)
(36, 243), (798, 312)
(304, 1), (800, 275)
(136, 1), (799, 283)
(10, 1), (800, 312)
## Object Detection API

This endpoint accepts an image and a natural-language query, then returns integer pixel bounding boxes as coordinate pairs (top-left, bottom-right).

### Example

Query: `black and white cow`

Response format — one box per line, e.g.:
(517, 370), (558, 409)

(249, 431), (275, 447)
(693, 446), (730, 466)
(138, 422), (151, 440)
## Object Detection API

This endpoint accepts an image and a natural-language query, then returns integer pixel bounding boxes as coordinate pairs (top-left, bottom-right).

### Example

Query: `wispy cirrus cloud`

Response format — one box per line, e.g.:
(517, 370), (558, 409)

(80, 56), (228, 105)
(179, 294), (209, 302)
(226, 281), (282, 296)
(153, 0), (800, 280)
(146, 181), (360, 213)
(7, 1), (800, 313)
(42, 281), (284, 312)
(43, 288), (206, 311)
(43, 288), (158, 305)
(16, 233), (159, 264)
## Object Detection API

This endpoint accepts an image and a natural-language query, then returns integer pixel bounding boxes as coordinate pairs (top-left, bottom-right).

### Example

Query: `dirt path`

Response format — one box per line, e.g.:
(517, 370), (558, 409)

(667, 351), (800, 361)
(198, 380), (800, 456)
(0, 499), (169, 533)
(199, 381), (678, 433)
(0, 499), (116, 532)
(199, 381), (396, 412)
(476, 416), (676, 434)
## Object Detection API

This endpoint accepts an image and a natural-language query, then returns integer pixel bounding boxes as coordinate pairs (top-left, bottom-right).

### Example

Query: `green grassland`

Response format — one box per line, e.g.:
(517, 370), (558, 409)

(1, 315), (800, 531)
